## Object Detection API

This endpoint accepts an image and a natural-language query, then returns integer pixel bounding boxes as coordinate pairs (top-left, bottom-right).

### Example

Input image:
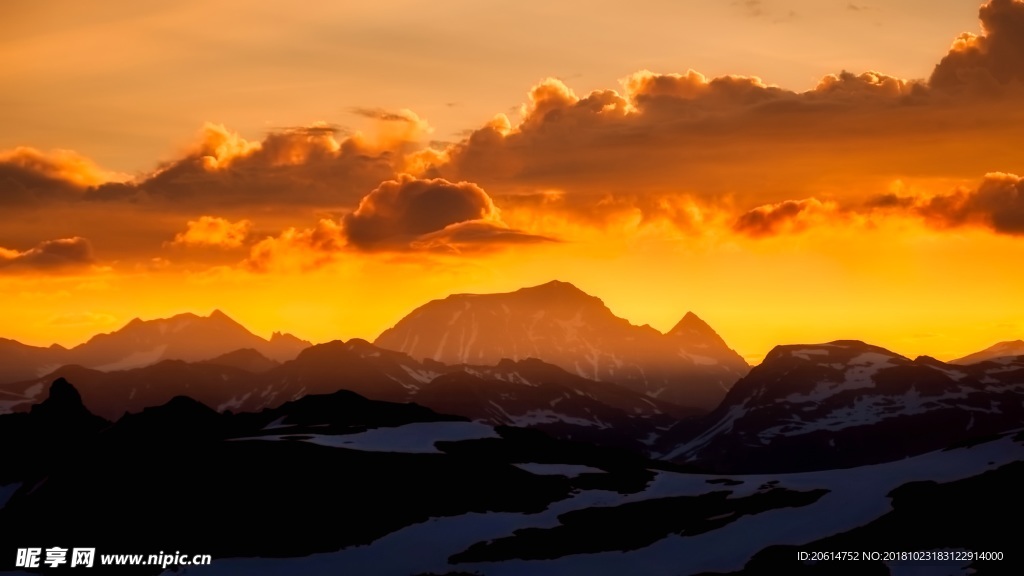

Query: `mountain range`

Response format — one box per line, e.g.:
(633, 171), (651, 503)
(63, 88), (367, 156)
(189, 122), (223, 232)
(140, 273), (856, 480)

(0, 281), (1020, 461)
(374, 280), (750, 409)
(656, 340), (1024, 473)
(0, 310), (310, 384)
(951, 339), (1024, 365)
(1, 378), (1021, 575)
(0, 338), (691, 454)
(0, 280), (1022, 574)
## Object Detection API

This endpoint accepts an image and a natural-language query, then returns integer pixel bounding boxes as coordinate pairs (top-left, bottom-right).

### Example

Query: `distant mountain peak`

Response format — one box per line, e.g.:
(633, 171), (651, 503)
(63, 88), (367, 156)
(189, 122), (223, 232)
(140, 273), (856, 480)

(374, 282), (749, 409)
(668, 312), (713, 335)
(522, 279), (583, 292)
(29, 377), (97, 421)
(442, 280), (595, 303)
(951, 339), (1024, 365)
(46, 377), (83, 405)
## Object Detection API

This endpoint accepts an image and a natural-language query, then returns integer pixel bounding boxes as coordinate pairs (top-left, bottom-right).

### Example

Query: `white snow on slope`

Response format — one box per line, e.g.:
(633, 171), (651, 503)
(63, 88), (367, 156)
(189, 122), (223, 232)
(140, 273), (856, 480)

(236, 421), (499, 454)
(0, 483), (21, 511)
(93, 345), (169, 371)
(783, 352), (896, 404)
(661, 400), (750, 460)
(760, 385), (1017, 439)
(790, 348), (830, 361)
(399, 364), (439, 385)
(34, 364), (62, 378)
(507, 410), (607, 429)
(169, 432), (1024, 576)
(513, 463), (606, 477)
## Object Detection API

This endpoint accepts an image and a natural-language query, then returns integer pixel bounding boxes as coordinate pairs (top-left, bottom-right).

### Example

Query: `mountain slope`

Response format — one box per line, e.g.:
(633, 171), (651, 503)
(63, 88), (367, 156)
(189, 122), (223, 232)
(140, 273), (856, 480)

(374, 280), (749, 409)
(657, 340), (1024, 473)
(66, 309), (310, 367)
(0, 338), (68, 384)
(0, 340), (686, 453)
(951, 339), (1024, 365)
(3, 381), (1022, 576)
(0, 311), (311, 385)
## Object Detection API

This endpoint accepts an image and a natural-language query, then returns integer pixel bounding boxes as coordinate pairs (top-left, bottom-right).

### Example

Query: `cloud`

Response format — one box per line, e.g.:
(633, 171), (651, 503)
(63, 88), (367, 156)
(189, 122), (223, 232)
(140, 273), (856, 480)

(930, 0), (1024, 90)
(171, 216), (253, 248)
(871, 172), (1024, 235)
(244, 219), (346, 273)
(410, 220), (557, 254)
(0, 122), (404, 211)
(350, 107), (429, 126)
(121, 122), (401, 208)
(731, 173), (1024, 238)
(0, 237), (96, 271)
(733, 0), (764, 18)
(2, 1), (1024, 270)
(0, 147), (129, 205)
(424, 65), (958, 210)
(342, 175), (550, 251)
(733, 199), (841, 237)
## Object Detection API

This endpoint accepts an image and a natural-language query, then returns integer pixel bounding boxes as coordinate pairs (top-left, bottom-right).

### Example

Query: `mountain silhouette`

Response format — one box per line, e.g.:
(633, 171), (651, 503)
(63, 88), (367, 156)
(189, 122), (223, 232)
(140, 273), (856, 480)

(0, 311), (310, 385)
(658, 340), (1024, 473)
(374, 280), (749, 409)
(951, 339), (1024, 365)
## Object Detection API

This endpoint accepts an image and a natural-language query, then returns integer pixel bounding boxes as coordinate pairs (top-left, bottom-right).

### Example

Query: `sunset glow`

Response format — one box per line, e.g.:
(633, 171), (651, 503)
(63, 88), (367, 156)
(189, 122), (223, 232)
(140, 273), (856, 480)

(2, 0), (1023, 365)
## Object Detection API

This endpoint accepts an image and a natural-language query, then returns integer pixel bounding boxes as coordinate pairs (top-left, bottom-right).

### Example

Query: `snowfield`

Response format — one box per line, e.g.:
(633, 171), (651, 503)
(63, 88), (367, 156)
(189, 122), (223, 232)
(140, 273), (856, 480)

(172, 431), (1024, 576)
(235, 421), (500, 454)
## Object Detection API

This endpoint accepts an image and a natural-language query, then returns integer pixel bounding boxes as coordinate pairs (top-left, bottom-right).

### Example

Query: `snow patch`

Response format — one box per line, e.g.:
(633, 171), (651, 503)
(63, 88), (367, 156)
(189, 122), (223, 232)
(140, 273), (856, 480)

(93, 345), (169, 371)
(509, 409), (606, 429)
(168, 433), (1024, 576)
(680, 352), (720, 366)
(0, 483), (21, 510)
(240, 422), (500, 454)
(34, 364), (62, 377)
(512, 463), (606, 477)
(399, 365), (439, 385)
(790, 348), (830, 361)
(662, 400), (750, 460)
(783, 352), (896, 404)
(216, 392), (252, 412)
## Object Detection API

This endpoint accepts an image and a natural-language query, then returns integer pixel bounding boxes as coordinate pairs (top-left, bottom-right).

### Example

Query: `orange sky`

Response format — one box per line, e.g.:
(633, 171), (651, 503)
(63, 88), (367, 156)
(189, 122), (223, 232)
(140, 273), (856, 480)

(2, 0), (1023, 364)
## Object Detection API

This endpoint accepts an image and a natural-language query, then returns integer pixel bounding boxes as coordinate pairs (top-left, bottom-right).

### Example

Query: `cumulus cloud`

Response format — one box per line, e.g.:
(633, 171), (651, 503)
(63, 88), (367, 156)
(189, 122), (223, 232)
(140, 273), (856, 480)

(0, 122), (404, 211)
(730, 173), (1024, 238)
(342, 175), (551, 251)
(871, 172), (1024, 235)
(410, 220), (556, 253)
(733, 198), (842, 237)
(122, 122), (400, 208)
(3, 0), (1024, 266)
(0, 237), (96, 271)
(171, 216), (253, 248)
(0, 147), (130, 205)
(0, 147), (128, 188)
(930, 0), (1024, 90)
(244, 219), (346, 273)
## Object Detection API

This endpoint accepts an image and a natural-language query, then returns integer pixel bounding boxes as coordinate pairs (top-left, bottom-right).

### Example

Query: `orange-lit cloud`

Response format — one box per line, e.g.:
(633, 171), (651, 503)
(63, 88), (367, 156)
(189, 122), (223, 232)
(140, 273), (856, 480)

(244, 219), (346, 273)
(0, 237), (95, 272)
(870, 172), (1024, 235)
(733, 199), (843, 237)
(0, 147), (129, 205)
(930, 0), (1024, 90)
(171, 216), (253, 248)
(729, 173), (1024, 238)
(409, 220), (557, 254)
(342, 175), (551, 251)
